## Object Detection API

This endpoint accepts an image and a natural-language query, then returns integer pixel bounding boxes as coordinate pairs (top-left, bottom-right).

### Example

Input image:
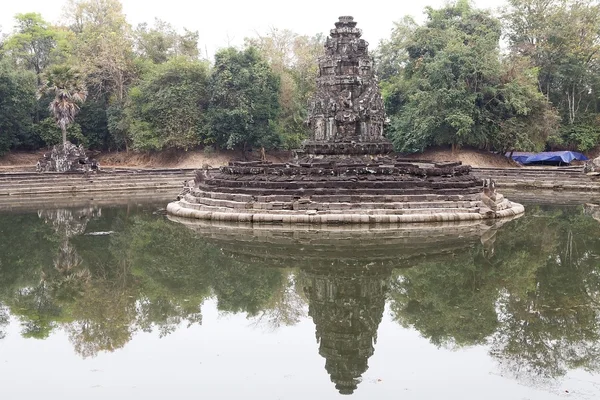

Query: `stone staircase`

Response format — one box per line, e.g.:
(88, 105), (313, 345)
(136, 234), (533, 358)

(472, 167), (600, 191)
(0, 168), (195, 197)
(0, 190), (176, 212)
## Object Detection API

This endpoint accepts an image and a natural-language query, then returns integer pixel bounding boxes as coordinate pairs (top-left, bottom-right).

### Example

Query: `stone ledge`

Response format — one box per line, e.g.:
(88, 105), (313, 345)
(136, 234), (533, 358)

(167, 200), (524, 224)
(300, 141), (394, 155)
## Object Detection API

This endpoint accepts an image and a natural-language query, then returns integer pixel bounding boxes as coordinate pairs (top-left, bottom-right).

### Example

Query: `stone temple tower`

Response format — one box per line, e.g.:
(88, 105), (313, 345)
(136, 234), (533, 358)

(304, 16), (393, 156)
(166, 16), (525, 225)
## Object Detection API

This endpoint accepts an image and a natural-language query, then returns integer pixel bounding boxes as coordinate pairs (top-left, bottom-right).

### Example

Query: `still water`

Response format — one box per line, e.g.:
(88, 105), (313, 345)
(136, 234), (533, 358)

(1, 199), (600, 399)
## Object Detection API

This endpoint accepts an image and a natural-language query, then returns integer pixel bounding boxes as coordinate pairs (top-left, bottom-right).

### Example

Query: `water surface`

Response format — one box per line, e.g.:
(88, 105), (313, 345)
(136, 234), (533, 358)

(1, 201), (600, 399)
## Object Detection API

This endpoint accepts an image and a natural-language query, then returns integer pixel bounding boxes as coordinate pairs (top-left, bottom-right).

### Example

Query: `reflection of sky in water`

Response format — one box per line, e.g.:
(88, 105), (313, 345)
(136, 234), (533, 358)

(1, 300), (598, 399)
(1, 203), (600, 399)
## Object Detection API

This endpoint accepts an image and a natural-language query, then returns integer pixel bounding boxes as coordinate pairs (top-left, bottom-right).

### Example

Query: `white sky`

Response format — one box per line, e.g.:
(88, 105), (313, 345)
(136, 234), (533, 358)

(0, 0), (506, 57)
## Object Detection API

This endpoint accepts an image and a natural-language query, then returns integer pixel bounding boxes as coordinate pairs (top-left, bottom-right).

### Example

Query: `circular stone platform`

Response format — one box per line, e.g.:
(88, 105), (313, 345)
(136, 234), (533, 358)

(166, 157), (524, 224)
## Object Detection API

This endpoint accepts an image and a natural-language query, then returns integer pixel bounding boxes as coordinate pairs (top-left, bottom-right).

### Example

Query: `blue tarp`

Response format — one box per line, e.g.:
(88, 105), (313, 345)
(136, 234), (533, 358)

(508, 151), (588, 165)
(510, 152), (534, 164)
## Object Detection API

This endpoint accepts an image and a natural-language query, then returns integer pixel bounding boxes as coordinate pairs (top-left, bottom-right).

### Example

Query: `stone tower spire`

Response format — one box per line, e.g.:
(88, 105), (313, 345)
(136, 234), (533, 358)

(304, 16), (392, 155)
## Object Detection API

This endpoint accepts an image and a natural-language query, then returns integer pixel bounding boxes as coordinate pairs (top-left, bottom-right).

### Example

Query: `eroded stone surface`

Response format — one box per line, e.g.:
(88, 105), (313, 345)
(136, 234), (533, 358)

(303, 16), (392, 155)
(584, 156), (600, 174)
(36, 142), (99, 173)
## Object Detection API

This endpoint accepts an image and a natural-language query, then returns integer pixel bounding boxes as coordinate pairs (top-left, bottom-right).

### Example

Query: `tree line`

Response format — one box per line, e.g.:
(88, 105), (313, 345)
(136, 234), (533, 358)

(1, 0), (600, 157)
(0, 0), (323, 156)
(377, 0), (600, 154)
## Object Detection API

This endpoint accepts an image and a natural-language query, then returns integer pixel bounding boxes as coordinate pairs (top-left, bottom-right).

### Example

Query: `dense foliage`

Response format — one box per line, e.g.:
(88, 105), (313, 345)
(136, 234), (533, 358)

(126, 57), (210, 151)
(1, 0), (600, 156)
(204, 47), (281, 155)
(503, 0), (600, 151)
(376, 0), (558, 153)
(0, 60), (37, 153)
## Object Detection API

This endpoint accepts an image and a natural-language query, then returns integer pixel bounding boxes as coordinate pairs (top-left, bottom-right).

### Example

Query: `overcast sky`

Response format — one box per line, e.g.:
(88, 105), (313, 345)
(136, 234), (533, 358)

(0, 0), (506, 57)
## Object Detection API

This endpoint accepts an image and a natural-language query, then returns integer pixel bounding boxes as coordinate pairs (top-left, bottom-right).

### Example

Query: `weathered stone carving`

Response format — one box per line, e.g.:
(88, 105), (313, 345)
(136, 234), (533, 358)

(304, 16), (392, 155)
(36, 142), (99, 173)
(584, 156), (600, 174)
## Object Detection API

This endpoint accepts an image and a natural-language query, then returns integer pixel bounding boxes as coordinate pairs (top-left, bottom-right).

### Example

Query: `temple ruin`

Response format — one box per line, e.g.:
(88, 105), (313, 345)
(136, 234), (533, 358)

(167, 16), (524, 223)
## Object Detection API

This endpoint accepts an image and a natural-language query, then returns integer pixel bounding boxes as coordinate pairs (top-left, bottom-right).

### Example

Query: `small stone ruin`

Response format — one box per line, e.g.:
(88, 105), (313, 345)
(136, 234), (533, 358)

(167, 16), (524, 224)
(584, 156), (600, 174)
(37, 142), (99, 173)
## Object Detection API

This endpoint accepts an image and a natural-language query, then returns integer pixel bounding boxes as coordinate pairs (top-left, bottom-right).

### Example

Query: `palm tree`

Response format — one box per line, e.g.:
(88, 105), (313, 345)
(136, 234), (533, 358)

(38, 65), (88, 145)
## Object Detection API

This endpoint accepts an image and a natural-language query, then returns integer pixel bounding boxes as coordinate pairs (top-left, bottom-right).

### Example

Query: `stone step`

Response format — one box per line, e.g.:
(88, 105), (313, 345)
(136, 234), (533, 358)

(496, 182), (598, 190)
(0, 181), (183, 196)
(0, 171), (192, 181)
(190, 189), (481, 204)
(187, 194), (483, 211)
(477, 175), (591, 182)
(168, 202), (499, 224)
(205, 177), (480, 190)
(473, 167), (581, 172)
(0, 176), (189, 189)
(178, 199), (484, 216)
(0, 168), (195, 177)
(0, 190), (175, 212)
(477, 172), (583, 175)
(197, 183), (483, 197)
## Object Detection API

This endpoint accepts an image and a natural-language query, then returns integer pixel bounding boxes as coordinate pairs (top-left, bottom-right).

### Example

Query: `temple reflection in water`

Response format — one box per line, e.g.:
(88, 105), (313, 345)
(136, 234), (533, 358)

(173, 216), (511, 394)
(304, 264), (390, 394)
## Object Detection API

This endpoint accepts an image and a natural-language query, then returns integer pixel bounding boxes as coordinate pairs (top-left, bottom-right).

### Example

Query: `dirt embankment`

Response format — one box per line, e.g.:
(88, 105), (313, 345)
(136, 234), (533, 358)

(0, 152), (43, 169)
(0, 146), (515, 171)
(96, 149), (293, 168)
(403, 147), (519, 168)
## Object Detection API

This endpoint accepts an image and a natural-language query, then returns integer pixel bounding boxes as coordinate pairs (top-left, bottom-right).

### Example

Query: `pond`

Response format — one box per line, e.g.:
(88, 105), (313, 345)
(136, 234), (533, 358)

(1, 199), (600, 399)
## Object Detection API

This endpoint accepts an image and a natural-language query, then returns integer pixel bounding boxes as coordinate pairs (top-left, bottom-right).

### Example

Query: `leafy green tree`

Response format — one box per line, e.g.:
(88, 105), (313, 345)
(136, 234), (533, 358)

(126, 57), (210, 150)
(374, 16), (417, 82)
(74, 99), (110, 149)
(2, 13), (67, 82)
(503, 0), (600, 150)
(65, 0), (135, 103)
(64, 0), (136, 150)
(34, 117), (85, 146)
(380, 1), (556, 153)
(38, 65), (87, 145)
(0, 59), (36, 154)
(134, 18), (200, 64)
(205, 47), (281, 157)
(246, 30), (323, 149)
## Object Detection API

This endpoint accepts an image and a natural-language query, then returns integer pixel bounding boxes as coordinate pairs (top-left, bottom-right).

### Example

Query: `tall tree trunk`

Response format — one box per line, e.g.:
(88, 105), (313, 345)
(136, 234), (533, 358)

(242, 142), (248, 161)
(62, 126), (67, 145)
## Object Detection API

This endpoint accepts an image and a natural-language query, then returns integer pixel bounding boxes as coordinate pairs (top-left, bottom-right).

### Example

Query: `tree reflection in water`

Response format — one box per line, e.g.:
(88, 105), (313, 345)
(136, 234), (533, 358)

(0, 204), (599, 392)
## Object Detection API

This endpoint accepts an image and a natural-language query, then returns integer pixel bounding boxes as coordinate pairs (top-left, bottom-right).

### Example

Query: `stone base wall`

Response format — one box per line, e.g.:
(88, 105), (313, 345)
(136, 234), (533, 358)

(300, 141), (394, 155)
(168, 159), (524, 224)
